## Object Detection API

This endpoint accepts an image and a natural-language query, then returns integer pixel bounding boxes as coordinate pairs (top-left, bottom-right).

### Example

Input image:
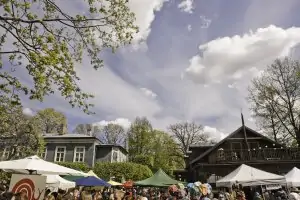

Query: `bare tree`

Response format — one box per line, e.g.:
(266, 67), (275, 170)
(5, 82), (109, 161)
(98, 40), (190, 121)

(168, 122), (209, 155)
(100, 123), (126, 145)
(248, 57), (300, 145)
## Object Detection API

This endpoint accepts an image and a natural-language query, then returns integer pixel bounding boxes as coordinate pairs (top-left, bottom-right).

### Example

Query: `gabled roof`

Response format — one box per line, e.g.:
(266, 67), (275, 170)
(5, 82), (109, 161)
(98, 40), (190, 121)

(43, 133), (95, 138)
(189, 126), (281, 165)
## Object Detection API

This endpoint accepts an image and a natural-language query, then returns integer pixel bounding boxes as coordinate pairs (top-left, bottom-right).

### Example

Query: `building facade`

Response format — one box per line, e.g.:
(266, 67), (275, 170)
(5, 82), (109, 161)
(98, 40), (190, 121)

(1, 133), (128, 167)
(174, 125), (300, 183)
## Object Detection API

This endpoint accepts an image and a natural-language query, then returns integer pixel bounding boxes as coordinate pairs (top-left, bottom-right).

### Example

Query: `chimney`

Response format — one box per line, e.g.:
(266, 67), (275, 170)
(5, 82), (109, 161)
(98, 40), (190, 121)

(86, 124), (92, 136)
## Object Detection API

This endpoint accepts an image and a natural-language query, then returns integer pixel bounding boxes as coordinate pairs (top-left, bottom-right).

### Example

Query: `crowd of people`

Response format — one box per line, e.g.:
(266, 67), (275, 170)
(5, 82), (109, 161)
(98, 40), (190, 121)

(0, 182), (300, 200)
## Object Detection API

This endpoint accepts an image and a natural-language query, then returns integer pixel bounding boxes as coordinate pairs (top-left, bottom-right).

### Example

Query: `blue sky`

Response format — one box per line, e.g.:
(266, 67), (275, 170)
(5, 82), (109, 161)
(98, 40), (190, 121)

(20, 0), (300, 140)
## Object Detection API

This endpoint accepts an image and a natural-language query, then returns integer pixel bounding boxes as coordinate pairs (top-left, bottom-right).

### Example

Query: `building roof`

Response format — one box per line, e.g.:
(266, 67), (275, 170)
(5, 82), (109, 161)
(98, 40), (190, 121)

(43, 133), (96, 139)
(189, 125), (282, 165)
(96, 144), (128, 154)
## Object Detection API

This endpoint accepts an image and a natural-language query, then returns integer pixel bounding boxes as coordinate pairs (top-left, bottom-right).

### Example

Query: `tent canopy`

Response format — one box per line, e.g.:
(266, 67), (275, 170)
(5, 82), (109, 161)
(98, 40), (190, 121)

(108, 180), (122, 186)
(135, 169), (180, 187)
(0, 155), (86, 176)
(46, 175), (75, 191)
(285, 167), (300, 187)
(87, 170), (99, 178)
(75, 176), (110, 187)
(216, 164), (286, 187)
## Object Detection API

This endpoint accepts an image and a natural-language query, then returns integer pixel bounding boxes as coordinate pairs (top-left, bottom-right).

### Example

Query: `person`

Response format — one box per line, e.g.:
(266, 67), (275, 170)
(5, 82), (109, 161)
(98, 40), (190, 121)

(253, 192), (262, 200)
(289, 188), (300, 200)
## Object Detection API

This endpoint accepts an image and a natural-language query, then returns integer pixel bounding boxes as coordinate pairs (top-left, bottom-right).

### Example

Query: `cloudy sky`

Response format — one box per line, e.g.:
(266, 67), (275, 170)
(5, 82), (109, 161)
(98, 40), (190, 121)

(21, 0), (300, 140)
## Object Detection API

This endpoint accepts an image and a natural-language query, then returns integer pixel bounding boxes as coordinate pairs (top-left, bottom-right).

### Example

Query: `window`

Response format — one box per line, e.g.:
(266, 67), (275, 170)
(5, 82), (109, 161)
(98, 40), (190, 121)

(2, 148), (10, 160)
(112, 150), (118, 162)
(73, 147), (85, 162)
(54, 146), (66, 162)
(40, 147), (47, 160)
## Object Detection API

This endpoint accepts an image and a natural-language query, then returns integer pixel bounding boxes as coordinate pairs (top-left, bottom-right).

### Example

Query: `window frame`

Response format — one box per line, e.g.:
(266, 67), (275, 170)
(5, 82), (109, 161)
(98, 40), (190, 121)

(2, 147), (10, 159)
(73, 146), (85, 162)
(111, 150), (119, 162)
(40, 147), (47, 160)
(54, 146), (66, 162)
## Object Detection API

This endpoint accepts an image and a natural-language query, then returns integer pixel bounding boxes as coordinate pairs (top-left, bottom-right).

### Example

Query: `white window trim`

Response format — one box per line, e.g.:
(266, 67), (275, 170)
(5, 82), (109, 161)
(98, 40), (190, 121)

(111, 150), (119, 163)
(42, 147), (47, 160)
(2, 148), (9, 159)
(73, 146), (85, 162)
(54, 146), (66, 162)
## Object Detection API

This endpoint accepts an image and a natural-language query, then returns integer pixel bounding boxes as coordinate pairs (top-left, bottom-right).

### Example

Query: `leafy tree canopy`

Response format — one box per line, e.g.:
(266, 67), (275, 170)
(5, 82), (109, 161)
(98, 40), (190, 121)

(0, 97), (44, 160)
(0, 0), (138, 113)
(33, 108), (68, 134)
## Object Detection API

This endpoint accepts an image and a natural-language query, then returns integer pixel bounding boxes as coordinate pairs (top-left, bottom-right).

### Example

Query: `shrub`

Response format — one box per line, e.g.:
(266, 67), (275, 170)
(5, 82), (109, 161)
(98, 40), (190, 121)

(56, 162), (90, 172)
(94, 162), (153, 181)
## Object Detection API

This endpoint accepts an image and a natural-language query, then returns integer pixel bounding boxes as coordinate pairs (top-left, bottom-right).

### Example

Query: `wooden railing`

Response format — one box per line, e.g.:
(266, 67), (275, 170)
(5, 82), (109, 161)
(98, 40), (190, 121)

(216, 148), (300, 163)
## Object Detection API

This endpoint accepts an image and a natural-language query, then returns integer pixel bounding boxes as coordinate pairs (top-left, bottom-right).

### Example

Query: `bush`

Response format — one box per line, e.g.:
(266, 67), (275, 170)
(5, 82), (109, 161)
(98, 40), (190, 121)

(94, 162), (153, 181)
(56, 162), (90, 172)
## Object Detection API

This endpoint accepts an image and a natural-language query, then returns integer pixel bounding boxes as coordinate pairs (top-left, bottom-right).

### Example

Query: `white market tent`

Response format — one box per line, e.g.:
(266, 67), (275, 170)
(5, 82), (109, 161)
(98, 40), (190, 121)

(216, 164), (286, 187)
(285, 167), (300, 187)
(0, 155), (86, 176)
(46, 175), (75, 191)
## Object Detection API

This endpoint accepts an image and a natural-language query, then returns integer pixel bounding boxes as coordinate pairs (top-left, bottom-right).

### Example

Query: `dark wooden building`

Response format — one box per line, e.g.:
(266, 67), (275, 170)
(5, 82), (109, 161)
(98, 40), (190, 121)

(174, 125), (300, 182)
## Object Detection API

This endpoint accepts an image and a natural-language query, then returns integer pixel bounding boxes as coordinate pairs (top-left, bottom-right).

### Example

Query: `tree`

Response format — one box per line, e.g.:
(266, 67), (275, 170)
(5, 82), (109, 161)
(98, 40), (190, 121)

(128, 117), (154, 159)
(73, 124), (96, 135)
(0, 0), (138, 113)
(0, 97), (44, 160)
(99, 123), (126, 145)
(93, 162), (153, 181)
(34, 108), (67, 134)
(248, 57), (300, 145)
(168, 122), (209, 155)
(151, 130), (184, 173)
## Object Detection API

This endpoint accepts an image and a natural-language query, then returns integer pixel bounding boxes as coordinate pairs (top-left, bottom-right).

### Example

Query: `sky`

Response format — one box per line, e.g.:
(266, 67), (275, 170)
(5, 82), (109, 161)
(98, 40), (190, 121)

(20, 0), (300, 141)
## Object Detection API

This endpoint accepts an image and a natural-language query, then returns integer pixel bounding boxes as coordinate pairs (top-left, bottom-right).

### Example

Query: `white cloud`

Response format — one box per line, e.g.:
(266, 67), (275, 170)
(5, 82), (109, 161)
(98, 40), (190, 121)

(128, 0), (168, 49)
(178, 0), (194, 14)
(140, 87), (157, 99)
(23, 108), (35, 116)
(187, 24), (192, 32)
(185, 25), (300, 84)
(74, 65), (161, 119)
(204, 126), (226, 140)
(93, 118), (131, 129)
(200, 15), (212, 29)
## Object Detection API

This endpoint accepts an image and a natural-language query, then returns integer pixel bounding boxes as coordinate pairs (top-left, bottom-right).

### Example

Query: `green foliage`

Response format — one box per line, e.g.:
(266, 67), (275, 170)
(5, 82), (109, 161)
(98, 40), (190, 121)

(131, 155), (154, 168)
(128, 117), (154, 157)
(56, 162), (90, 172)
(0, 171), (11, 183)
(33, 108), (68, 134)
(0, 96), (44, 160)
(151, 130), (185, 174)
(0, 0), (138, 113)
(128, 117), (184, 175)
(93, 162), (153, 181)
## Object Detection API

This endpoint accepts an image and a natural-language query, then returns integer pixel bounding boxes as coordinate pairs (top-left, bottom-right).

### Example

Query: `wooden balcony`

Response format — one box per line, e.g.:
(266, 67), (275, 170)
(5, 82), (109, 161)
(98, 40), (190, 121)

(216, 148), (300, 163)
